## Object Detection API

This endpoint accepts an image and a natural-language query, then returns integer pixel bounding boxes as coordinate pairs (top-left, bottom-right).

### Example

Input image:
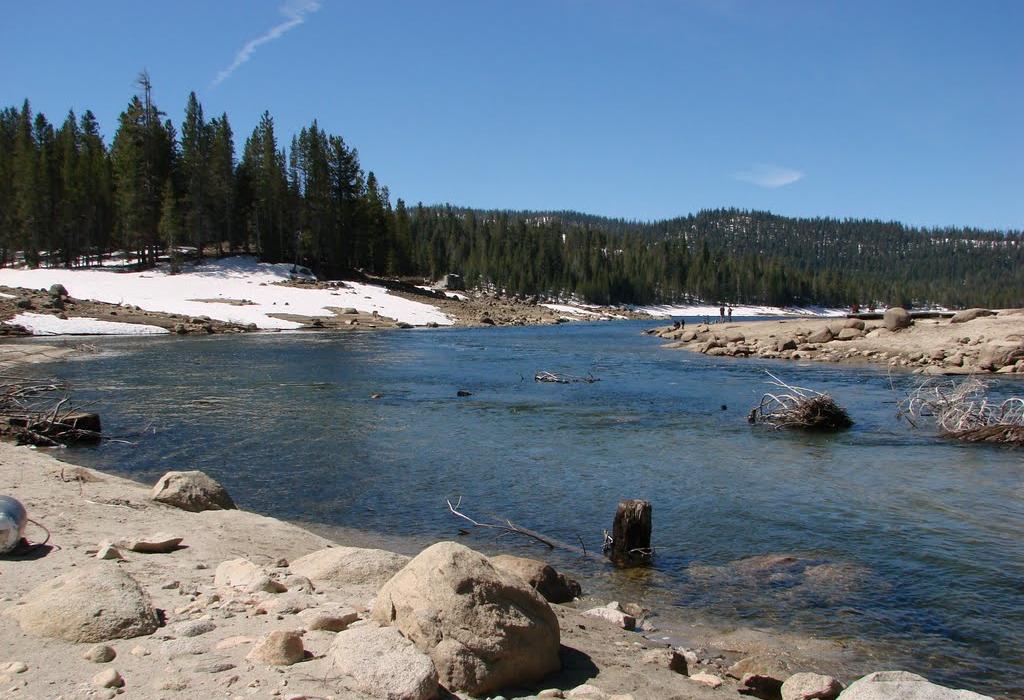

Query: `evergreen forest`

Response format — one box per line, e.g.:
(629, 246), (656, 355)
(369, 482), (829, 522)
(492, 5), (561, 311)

(1, 76), (1021, 310)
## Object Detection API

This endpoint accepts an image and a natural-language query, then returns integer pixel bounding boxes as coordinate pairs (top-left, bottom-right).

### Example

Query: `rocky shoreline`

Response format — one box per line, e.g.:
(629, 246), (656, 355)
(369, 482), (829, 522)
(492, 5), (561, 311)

(647, 307), (1024, 376)
(0, 442), (1001, 700)
(0, 279), (652, 337)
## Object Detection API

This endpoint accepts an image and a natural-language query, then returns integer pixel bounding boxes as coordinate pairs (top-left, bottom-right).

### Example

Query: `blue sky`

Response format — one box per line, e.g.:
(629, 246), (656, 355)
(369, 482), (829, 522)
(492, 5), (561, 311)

(2, 1), (1021, 229)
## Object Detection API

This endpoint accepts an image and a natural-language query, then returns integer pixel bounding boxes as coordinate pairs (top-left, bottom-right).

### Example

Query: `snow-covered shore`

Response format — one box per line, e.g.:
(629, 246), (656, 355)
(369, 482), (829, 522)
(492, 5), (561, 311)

(0, 257), (453, 331)
(637, 303), (848, 318)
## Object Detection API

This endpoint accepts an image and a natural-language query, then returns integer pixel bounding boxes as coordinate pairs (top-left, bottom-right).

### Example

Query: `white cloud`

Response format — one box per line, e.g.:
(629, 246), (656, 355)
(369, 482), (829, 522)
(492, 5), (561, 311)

(212, 0), (322, 87)
(734, 163), (805, 188)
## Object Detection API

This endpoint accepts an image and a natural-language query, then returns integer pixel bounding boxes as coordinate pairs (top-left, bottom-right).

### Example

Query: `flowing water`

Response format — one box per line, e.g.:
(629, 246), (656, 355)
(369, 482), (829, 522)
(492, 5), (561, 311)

(23, 321), (1024, 696)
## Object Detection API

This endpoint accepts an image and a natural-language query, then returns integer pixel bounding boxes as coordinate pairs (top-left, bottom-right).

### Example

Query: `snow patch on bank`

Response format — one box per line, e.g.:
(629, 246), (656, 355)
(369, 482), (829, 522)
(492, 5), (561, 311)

(11, 312), (170, 336)
(540, 303), (627, 320)
(0, 257), (452, 330)
(638, 303), (848, 318)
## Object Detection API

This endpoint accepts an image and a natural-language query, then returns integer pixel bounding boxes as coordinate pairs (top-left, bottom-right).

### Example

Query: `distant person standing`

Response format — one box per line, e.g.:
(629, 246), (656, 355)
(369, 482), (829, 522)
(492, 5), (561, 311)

(728, 306), (733, 321)
(719, 306), (725, 323)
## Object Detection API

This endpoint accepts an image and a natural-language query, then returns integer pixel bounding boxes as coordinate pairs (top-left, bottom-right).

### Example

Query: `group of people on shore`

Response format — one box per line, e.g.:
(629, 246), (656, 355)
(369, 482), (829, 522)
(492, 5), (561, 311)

(673, 305), (734, 329)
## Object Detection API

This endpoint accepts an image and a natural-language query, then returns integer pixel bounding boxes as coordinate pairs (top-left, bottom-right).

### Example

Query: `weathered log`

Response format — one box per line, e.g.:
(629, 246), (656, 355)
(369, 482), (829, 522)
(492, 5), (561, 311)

(605, 499), (653, 567)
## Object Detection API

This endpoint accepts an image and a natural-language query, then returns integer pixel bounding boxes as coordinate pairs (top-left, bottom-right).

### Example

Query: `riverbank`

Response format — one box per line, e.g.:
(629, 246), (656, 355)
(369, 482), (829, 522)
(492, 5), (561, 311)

(647, 309), (1024, 375)
(1, 443), (1002, 699)
(0, 443), (762, 699)
(0, 256), (654, 335)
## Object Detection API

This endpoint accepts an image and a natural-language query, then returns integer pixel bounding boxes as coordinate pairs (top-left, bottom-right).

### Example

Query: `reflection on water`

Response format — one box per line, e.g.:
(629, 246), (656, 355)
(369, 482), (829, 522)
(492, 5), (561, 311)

(27, 322), (1024, 696)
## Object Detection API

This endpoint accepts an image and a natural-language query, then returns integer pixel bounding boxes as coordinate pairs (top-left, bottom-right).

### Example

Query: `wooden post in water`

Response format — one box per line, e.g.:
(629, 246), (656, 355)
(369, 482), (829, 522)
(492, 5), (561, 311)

(605, 499), (653, 567)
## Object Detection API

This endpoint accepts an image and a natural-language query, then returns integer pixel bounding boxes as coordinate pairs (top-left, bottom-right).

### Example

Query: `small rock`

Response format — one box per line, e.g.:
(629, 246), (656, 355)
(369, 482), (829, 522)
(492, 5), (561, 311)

(567, 685), (608, 698)
(2, 662), (28, 674)
(194, 660), (236, 674)
(129, 645), (150, 657)
(173, 619), (217, 637)
(641, 647), (687, 675)
(256, 592), (315, 615)
(282, 575), (315, 593)
(581, 602), (635, 630)
(117, 532), (184, 553)
(538, 690), (565, 698)
(246, 630), (304, 666)
(95, 542), (126, 560)
(781, 671), (843, 700)
(83, 645), (117, 663)
(214, 558), (285, 592)
(690, 672), (723, 688)
(297, 606), (359, 632)
(92, 668), (125, 689)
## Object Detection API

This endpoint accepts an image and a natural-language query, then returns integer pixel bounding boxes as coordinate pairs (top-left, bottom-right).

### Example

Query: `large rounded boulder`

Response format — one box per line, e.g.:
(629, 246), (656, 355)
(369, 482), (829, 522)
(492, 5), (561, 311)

(838, 671), (991, 699)
(371, 541), (561, 696)
(289, 546), (410, 587)
(950, 308), (994, 324)
(151, 470), (236, 512)
(490, 554), (581, 603)
(883, 307), (912, 331)
(9, 564), (159, 642)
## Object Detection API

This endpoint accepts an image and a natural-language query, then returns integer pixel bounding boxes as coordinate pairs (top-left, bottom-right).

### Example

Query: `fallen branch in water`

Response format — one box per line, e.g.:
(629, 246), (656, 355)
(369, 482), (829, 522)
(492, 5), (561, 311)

(534, 371), (599, 384)
(747, 370), (853, 431)
(898, 377), (1024, 445)
(445, 496), (595, 558)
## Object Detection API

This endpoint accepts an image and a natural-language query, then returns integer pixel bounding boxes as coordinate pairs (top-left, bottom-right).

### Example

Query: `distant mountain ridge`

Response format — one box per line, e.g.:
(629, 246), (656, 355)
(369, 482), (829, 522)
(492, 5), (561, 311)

(408, 205), (1022, 308)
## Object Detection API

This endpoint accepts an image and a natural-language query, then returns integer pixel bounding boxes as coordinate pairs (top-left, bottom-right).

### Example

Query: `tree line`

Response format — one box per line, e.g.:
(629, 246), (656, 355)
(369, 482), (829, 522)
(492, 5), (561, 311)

(1, 75), (1021, 309)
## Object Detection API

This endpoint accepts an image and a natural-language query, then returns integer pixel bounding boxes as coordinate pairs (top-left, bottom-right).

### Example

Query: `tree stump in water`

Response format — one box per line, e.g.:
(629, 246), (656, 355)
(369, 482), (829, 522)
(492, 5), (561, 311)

(605, 499), (653, 567)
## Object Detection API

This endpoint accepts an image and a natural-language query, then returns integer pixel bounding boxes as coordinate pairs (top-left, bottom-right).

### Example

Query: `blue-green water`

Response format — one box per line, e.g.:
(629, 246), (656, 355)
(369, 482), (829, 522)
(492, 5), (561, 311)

(27, 321), (1024, 696)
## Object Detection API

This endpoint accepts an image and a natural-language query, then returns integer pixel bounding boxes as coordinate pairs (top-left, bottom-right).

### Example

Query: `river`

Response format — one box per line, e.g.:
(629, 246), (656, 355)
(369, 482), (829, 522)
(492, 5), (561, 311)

(27, 320), (1024, 696)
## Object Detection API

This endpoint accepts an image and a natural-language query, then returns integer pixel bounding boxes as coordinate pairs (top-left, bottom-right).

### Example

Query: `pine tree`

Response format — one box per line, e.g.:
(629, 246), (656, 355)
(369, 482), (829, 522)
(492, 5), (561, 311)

(180, 92), (210, 257)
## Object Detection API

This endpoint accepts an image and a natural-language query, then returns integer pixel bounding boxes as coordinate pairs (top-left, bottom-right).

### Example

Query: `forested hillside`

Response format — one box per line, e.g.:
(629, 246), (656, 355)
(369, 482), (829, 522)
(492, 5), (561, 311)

(1, 76), (1021, 309)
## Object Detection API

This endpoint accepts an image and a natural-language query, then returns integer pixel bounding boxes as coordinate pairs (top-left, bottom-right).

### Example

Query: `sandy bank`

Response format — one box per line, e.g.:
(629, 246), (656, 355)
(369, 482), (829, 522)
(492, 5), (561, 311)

(648, 310), (1024, 376)
(0, 443), (775, 699)
(4, 443), (992, 699)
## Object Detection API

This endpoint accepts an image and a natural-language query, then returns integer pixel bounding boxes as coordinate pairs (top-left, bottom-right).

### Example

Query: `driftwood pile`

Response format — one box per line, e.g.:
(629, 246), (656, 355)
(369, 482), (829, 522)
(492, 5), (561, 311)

(0, 374), (101, 446)
(747, 371), (853, 431)
(899, 377), (1024, 445)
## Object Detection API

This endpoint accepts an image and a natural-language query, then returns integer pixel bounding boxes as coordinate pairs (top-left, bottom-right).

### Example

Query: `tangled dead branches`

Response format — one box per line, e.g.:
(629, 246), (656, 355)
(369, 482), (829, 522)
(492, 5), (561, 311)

(748, 371), (853, 431)
(0, 374), (101, 446)
(898, 377), (1024, 445)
